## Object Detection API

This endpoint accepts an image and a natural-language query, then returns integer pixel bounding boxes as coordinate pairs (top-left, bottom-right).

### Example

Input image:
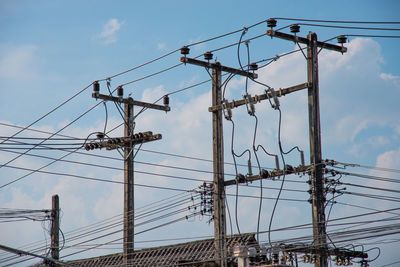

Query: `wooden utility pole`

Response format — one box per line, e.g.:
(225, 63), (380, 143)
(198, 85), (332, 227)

(124, 102), (134, 266)
(307, 32), (327, 267)
(212, 63), (227, 267)
(50, 194), (59, 266)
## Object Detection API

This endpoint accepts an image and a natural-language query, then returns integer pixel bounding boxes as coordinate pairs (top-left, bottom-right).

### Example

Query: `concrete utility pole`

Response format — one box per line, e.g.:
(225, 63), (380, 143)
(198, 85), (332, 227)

(50, 194), (59, 266)
(211, 64), (227, 267)
(89, 85), (170, 266)
(0, 244), (68, 267)
(182, 28), (367, 266)
(123, 101), (134, 266)
(181, 56), (256, 267)
(266, 29), (346, 267)
(307, 32), (328, 267)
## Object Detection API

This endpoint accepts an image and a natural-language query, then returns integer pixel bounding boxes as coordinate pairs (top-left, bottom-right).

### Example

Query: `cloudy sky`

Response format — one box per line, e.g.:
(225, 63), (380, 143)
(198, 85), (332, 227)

(0, 1), (399, 266)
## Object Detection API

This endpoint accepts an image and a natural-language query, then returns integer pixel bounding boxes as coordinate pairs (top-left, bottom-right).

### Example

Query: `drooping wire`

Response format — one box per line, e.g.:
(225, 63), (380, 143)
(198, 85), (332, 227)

(268, 107), (287, 250)
(225, 196), (233, 237)
(251, 115), (264, 243)
(237, 28), (248, 73)
(106, 80), (129, 128)
(242, 39), (265, 242)
(102, 102), (108, 134)
(229, 119), (252, 235)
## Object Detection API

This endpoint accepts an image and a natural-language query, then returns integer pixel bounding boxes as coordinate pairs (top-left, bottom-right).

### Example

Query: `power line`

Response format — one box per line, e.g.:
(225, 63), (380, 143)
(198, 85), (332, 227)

(272, 17), (400, 24)
(296, 22), (400, 31)
(333, 160), (400, 174)
(99, 18), (268, 82)
(0, 83), (92, 147)
(0, 100), (106, 188)
(0, 122), (277, 171)
(334, 169), (400, 184)
(345, 34), (400, 38)
(340, 181), (400, 194)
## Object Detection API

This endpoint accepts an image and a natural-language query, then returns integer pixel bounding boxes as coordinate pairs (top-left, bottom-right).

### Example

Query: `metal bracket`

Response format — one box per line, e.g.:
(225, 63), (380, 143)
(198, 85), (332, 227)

(222, 99), (232, 121)
(244, 93), (255, 115)
(266, 88), (280, 110)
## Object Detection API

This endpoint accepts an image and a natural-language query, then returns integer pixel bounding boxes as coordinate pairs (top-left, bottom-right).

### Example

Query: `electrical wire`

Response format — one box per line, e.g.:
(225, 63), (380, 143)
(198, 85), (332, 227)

(295, 22), (400, 31)
(0, 100), (106, 189)
(333, 169), (400, 184)
(3, 17), (400, 266)
(0, 20), (273, 180)
(267, 107), (287, 250)
(95, 18), (268, 82)
(332, 160), (400, 174)
(4, 207), (397, 266)
(345, 34), (400, 38)
(0, 193), (202, 265)
(0, 145), (306, 186)
(101, 49), (180, 81)
(271, 17), (400, 24)
(381, 258), (400, 267)
(0, 83), (92, 148)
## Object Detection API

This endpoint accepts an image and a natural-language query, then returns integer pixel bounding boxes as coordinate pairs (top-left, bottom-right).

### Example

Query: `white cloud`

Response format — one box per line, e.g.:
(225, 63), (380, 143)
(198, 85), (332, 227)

(376, 146), (400, 171)
(380, 72), (399, 81)
(250, 50), (306, 91)
(0, 44), (39, 81)
(157, 42), (166, 51)
(395, 124), (400, 135)
(2, 27), (399, 266)
(320, 37), (383, 75)
(380, 72), (400, 88)
(329, 115), (369, 144)
(141, 85), (166, 103)
(98, 19), (123, 44)
(367, 135), (390, 147)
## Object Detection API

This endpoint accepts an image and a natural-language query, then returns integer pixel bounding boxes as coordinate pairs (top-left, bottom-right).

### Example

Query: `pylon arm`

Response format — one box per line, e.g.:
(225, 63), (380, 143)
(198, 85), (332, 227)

(181, 57), (258, 79)
(224, 164), (312, 186)
(208, 82), (309, 112)
(84, 132), (162, 151)
(267, 30), (347, 53)
(279, 244), (368, 259)
(92, 93), (170, 112)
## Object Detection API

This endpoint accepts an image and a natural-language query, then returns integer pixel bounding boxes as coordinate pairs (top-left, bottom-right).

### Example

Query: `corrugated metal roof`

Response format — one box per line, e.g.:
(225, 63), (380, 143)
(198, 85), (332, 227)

(32, 233), (256, 267)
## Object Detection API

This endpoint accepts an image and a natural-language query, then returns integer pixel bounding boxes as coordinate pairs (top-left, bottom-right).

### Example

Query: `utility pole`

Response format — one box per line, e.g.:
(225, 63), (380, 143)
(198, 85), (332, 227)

(89, 83), (170, 266)
(0, 244), (69, 267)
(181, 55), (256, 267)
(124, 101), (134, 266)
(50, 194), (59, 266)
(307, 32), (327, 267)
(267, 28), (346, 267)
(183, 27), (368, 266)
(211, 63), (226, 267)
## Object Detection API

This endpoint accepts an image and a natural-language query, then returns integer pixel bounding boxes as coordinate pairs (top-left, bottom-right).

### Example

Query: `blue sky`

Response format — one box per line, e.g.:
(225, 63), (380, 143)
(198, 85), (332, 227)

(0, 1), (399, 266)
